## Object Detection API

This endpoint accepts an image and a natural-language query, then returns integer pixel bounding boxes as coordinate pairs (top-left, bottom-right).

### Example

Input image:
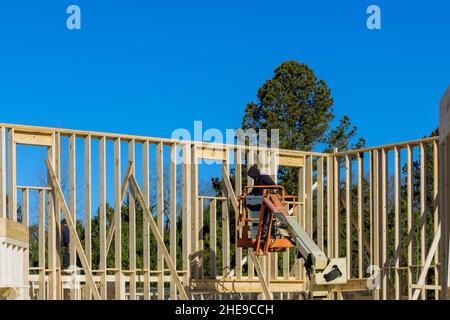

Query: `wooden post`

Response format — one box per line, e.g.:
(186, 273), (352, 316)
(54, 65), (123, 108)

(210, 199), (217, 279)
(419, 143), (427, 300)
(169, 143), (177, 299)
(38, 190), (45, 300)
(327, 156), (334, 258)
(142, 141), (151, 300)
(156, 142), (164, 299)
(345, 154), (352, 277)
(305, 156), (313, 237)
(381, 149), (387, 300)
(84, 135), (92, 300)
(357, 152), (364, 279)
(198, 197), (204, 278)
(317, 157), (324, 250)
(373, 149), (380, 300)
(99, 137), (107, 299)
(191, 145), (199, 280)
(433, 141), (439, 299)
(114, 138), (123, 300)
(394, 147), (401, 300)
(407, 145), (414, 300)
(235, 148), (243, 280)
(128, 139), (137, 300)
(222, 151), (230, 277)
(247, 149), (255, 280)
(182, 144), (192, 289)
(22, 188), (29, 299)
(47, 134), (57, 300)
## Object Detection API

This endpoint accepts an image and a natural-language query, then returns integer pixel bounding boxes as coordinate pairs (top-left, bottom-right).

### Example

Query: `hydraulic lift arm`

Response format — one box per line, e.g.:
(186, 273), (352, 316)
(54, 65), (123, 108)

(263, 195), (347, 287)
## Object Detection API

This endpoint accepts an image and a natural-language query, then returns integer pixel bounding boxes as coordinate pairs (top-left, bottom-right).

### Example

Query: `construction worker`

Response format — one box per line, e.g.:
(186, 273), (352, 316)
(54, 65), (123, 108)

(247, 164), (276, 242)
(61, 219), (70, 269)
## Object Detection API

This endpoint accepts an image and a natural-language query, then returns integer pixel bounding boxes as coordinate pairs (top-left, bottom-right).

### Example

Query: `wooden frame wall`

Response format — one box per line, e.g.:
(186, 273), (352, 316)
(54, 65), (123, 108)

(0, 122), (444, 300)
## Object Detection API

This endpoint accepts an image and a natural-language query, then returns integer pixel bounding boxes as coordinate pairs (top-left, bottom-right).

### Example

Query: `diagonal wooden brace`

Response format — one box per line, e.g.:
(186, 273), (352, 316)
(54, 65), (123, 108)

(106, 161), (135, 254)
(128, 174), (191, 300)
(46, 159), (101, 300)
(222, 166), (272, 300)
(248, 249), (273, 300)
(412, 223), (441, 300)
(221, 166), (239, 215)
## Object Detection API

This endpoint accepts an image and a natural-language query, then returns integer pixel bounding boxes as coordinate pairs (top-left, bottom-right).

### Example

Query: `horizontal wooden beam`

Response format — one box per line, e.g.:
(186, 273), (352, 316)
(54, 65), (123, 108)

(13, 131), (53, 146)
(191, 278), (305, 293)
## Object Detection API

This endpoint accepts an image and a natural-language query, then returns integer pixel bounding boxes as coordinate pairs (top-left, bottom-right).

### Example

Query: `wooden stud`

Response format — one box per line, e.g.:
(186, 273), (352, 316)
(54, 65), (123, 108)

(198, 197), (204, 278)
(235, 148), (243, 280)
(114, 138), (123, 300)
(369, 151), (374, 271)
(47, 134), (57, 300)
(38, 189), (45, 300)
(69, 133), (77, 300)
(182, 144), (192, 288)
(247, 150), (255, 280)
(317, 157), (324, 250)
(327, 156), (333, 258)
(54, 132), (62, 300)
(156, 142), (164, 299)
(99, 137), (107, 299)
(269, 150), (278, 281)
(297, 164), (305, 280)
(222, 152), (230, 277)
(345, 154), (352, 277)
(333, 155), (339, 258)
(357, 152), (364, 279)
(47, 190), (57, 300)
(394, 147), (401, 300)
(142, 141), (151, 300)
(283, 201), (290, 281)
(433, 141), (439, 299)
(373, 150), (380, 300)
(381, 149), (387, 300)
(169, 143), (177, 299)
(22, 188), (29, 299)
(191, 145), (199, 280)
(407, 145), (413, 299)
(305, 156), (313, 236)
(128, 139), (136, 300)
(210, 199), (217, 279)
(419, 143), (426, 300)
(84, 135), (92, 299)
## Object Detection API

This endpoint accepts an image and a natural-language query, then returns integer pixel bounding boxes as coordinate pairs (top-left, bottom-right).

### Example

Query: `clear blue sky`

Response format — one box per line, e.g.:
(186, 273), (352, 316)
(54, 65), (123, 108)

(0, 1), (449, 221)
(0, 0), (448, 142)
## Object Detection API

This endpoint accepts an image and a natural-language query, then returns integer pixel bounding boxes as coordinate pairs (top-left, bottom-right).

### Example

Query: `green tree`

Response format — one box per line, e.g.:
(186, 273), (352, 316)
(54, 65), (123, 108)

(241, 60), (364, 194)
(242, 60), (334, 151)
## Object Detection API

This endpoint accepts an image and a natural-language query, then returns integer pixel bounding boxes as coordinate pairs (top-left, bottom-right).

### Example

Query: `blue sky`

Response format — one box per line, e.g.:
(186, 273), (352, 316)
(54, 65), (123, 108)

(0, 1), (449, 221)
(0, 0), (448, 142)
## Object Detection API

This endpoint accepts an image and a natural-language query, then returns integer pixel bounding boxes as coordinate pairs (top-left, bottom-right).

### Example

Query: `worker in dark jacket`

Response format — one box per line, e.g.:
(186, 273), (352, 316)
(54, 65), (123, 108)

(61, 219), (70, 269)
(247, 164), (276, 196)
(247, 164), (276, 242)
